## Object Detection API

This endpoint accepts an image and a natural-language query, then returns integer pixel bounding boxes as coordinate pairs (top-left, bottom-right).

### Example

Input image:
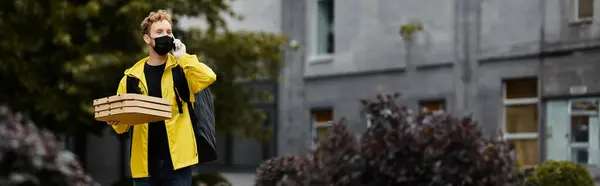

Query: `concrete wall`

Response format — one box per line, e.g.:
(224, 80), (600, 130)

(304, 0), (456, 77)
(480, 0), (541, 58)
(542, 49), (600, 97)
(277, 0), (310, 155)
(544, 0), (600, 44)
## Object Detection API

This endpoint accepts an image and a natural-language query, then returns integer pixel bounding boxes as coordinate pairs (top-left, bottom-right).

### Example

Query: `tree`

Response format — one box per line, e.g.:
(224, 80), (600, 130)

(0, 0), (287, 140)
(183, 29), (287, 140)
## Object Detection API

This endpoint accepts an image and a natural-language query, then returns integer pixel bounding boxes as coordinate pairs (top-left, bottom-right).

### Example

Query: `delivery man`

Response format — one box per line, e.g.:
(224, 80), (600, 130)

(107, 9), (216, 186)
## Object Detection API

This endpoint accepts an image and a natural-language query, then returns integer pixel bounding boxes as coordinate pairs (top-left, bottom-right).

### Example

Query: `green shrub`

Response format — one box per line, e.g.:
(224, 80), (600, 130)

(527, 160), (594, 186)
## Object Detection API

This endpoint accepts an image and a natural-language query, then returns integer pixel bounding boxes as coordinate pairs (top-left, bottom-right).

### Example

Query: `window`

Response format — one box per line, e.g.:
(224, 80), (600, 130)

(503, 78), (539, 166)
(419, 100), (446, 113)
(575, 0), (594, 21)
(316, 0), (334, 55)
(311, 108), (333, 149)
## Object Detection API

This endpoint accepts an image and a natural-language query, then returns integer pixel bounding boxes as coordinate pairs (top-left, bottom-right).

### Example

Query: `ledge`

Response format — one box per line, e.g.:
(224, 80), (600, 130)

(304, 40), (600, 80)
(307, 54), (334, 65)
(569, 18), (593, 26)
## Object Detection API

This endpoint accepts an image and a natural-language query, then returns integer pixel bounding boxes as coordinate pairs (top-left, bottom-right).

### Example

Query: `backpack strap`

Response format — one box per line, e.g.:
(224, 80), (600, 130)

(172, 65), (191, 113)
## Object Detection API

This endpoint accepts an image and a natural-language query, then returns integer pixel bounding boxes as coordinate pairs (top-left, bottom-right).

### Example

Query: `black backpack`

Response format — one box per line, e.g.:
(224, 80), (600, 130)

(125, 65), (217, 163)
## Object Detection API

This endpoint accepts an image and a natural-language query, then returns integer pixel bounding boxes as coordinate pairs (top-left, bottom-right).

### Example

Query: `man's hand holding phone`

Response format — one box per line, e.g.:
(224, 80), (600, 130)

(171, 37), (186, 59)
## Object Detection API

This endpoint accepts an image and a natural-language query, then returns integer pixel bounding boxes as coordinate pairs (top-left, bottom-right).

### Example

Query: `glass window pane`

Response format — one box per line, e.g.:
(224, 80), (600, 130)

(509, 139), (539, 165)
(505, 78), (537, 99)
(317, 0), (334, 54)
(317, 127), (329, 141)
(505, 104), (538, 133)
(420, 100), (445, 113)
(313, 109), (333, 122)
(571, 116), (589, 143)
(572, 148), (589, 164)
(570, 100), (599, 113)
(579, 0), (594, 18)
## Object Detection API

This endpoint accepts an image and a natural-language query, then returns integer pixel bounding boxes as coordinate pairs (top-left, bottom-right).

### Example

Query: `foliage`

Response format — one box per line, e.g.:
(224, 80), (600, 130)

(0, 0), (286, 139)
(526, 160), (594, 186)
(0, 105), (98, 186)
(255, 94), (525, 186)
(183, 29), (287, 140)
(399, 23), (423, 40)
(255, 155), (313, 185)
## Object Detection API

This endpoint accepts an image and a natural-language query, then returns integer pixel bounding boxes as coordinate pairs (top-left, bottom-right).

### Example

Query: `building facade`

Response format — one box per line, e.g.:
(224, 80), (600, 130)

(277, 0), (600, 167)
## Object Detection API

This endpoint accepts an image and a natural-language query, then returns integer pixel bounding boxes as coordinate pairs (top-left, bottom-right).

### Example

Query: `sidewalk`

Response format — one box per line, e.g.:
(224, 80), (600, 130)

(220, 172), (255, 186)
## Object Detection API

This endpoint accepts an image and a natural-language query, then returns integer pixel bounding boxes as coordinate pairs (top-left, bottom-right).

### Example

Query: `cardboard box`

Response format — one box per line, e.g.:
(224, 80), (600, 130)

(93, 94), (170, 106)
(94, 94), (172, 125)
(95, 100), (171, 113)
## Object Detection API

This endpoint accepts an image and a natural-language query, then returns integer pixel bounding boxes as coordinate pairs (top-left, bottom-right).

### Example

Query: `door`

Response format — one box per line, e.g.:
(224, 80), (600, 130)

(546, 101), (569, 161)
(547, 98), (600, 166)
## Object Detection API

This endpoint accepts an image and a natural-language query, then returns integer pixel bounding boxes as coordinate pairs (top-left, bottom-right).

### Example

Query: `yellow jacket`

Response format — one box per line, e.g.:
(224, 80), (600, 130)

(111, 53), (216, 178)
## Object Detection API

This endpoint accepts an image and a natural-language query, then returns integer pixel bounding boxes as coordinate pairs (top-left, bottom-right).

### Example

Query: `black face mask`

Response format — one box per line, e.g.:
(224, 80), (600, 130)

(151, 35), (174, 55)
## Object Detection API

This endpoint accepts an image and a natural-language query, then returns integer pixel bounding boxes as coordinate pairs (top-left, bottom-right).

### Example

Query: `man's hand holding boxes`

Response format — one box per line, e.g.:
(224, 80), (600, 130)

(93, 94), (172, 125)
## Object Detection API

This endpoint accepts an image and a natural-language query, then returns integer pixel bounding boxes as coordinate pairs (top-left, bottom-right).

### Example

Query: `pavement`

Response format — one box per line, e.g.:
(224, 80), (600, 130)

(220, 172), (255, 186)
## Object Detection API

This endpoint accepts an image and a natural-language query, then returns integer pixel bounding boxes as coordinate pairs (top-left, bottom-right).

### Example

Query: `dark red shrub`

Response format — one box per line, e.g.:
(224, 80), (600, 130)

(255, 94), (524, 186)
(0, 105), (98, 186)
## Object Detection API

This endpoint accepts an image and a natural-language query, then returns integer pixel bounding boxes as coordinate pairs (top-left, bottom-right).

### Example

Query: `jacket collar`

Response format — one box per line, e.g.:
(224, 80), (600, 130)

(124, 53), (179, 78)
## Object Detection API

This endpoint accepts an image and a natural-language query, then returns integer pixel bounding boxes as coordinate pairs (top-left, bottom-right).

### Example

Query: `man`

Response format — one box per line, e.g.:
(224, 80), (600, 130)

(108, 10), (216, 185)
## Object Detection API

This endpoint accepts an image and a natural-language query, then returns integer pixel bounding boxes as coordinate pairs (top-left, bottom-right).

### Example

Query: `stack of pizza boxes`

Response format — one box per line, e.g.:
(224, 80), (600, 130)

(93, 94), (172, 125)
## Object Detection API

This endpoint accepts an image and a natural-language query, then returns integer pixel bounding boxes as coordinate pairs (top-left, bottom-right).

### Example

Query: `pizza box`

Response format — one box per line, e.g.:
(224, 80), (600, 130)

(95, 100), (171, 113)
(93, 94), (172, 125)
(93, 94), (170, 107)
(94, 106), (172, 125)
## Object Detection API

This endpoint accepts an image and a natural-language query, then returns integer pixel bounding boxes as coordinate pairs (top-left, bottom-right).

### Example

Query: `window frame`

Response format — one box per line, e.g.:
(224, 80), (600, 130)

(310, 108), (334, 149)
(307, 0), (335, 64)
(501, 79), (540, 141)
(502, 78), (541, 166)
(569, 99), (599, 116)
(573, 0), (594, 22)
(419, 99), (446, 113)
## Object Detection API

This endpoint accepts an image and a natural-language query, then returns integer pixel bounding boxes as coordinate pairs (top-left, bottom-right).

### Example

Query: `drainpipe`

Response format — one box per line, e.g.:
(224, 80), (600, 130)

(538, 0), (547, 163)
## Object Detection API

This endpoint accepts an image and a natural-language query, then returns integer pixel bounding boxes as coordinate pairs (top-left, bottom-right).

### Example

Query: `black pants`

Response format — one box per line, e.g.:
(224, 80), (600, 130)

(133, 158), (192, 186)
